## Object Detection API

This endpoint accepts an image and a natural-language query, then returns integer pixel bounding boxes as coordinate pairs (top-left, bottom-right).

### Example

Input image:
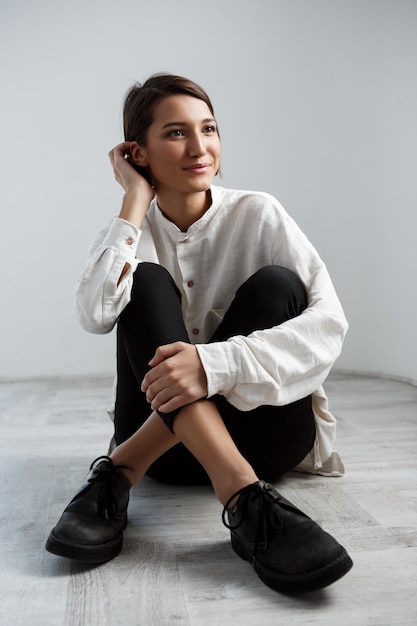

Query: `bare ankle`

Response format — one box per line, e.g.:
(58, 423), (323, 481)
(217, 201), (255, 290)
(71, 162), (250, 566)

(214, 472), (259, 507)
(110, 449), (144, 486)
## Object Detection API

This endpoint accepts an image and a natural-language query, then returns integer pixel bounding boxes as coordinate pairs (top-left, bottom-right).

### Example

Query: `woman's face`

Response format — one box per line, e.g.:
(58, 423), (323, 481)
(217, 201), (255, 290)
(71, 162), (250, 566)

(134, 94), (221, 196)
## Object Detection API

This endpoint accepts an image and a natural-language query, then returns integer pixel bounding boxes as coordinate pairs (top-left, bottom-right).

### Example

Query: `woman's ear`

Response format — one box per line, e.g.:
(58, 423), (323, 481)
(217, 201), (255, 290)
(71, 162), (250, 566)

(130, 141), (148, 167)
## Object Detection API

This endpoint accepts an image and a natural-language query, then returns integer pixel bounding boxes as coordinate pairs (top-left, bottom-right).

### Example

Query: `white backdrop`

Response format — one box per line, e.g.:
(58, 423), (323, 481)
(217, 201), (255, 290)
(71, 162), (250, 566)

(1, 0), (416, 382)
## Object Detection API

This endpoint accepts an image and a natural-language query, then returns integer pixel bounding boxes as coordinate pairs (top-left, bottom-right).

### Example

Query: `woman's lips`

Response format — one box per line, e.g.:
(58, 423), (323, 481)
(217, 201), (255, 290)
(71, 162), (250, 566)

(183, 163), (212, 173)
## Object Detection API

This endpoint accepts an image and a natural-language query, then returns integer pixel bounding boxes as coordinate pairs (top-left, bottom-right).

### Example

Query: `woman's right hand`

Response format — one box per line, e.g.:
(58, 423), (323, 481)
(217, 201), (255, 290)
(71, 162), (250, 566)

(109, 141), (154, 197)
(109, 142), (155, 227)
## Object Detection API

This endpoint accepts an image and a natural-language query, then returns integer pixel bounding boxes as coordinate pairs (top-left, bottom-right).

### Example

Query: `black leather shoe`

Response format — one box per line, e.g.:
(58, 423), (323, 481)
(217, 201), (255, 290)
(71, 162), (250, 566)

(222, 480), (353, 593)
(46, 456), (131, 563)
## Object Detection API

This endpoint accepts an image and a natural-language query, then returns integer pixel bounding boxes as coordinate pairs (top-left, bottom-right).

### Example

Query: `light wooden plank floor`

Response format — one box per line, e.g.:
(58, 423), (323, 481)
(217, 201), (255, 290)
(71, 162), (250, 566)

(0, 373), (416, 626)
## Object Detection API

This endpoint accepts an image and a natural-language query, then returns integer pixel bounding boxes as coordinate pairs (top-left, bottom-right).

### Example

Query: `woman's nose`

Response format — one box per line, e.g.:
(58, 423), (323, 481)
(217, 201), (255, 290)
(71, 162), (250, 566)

(188, 133), (206, 156)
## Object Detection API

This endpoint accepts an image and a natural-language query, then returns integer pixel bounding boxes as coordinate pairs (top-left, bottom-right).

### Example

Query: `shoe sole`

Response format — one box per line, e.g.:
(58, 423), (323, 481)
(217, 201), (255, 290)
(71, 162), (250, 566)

(45, 516), (127, 564)
(45, 530), (123, 563)
(230, 532), (353, 593)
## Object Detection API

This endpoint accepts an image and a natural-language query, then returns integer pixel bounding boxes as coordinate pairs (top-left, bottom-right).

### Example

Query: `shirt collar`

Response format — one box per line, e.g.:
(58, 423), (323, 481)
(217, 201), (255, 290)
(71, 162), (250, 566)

(150, 185), (225, 238)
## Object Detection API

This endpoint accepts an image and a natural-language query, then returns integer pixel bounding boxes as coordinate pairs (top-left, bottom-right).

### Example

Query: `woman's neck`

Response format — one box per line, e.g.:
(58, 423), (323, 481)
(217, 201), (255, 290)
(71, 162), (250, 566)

(156, 189), (211, 232)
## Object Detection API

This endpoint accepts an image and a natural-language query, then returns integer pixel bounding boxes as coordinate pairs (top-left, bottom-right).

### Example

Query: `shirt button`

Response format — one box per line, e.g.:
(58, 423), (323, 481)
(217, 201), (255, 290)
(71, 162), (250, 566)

(125, 237), (134, 246)
(192, 328), (200, 335)
(187, 281), (194, 288)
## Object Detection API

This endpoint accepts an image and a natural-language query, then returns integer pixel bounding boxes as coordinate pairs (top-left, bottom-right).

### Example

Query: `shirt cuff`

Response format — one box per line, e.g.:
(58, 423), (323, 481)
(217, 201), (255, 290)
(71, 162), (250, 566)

(101, 217), (141, 253)
(196, 341), (240, 398)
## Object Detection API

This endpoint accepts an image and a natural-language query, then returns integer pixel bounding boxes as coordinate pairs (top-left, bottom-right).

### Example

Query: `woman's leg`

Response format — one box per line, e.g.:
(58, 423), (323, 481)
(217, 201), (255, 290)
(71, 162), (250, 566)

(114, 262), (217, 485)
(211, 265), (308, 339)
(209, 265), (316, 479)
(112, 264), (314, 496)
(47, 264), (352, 591)
(212, 395), (315, 481)
(114, 262), (188, 444)
(114, 263), (314, 486)
(111, 401), (258, 504)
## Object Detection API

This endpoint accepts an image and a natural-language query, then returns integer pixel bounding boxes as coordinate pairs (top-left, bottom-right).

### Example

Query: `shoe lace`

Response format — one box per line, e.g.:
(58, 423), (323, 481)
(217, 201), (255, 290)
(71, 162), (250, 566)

(221, 482), (284, 559)
(88, 456), (131, 520)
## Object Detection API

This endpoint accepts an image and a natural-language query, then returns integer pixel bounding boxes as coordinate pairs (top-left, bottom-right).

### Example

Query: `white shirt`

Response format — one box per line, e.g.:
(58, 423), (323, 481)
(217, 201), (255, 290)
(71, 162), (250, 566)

(75, 186), (348, 476)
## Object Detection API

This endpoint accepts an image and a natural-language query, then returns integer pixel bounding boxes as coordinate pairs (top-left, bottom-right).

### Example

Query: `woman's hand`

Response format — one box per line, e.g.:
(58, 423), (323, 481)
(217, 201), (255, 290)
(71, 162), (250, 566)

(109, 142), (153, 195)
(109, 142), (155, 228)
(141, 342), (208, 413)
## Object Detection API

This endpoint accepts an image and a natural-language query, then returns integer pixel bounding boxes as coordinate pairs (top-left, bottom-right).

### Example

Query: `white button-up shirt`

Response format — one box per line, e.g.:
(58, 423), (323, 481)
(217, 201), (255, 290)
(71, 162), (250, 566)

(75, 186), (348, 476)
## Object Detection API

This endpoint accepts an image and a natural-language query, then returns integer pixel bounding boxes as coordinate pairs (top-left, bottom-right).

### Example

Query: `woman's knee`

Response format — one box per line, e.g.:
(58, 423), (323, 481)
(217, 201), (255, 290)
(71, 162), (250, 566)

(119, 262), (183, 334)
(128, 264), (185, 321)
(131, 262), (180, 300)
(237, 265), (307, 319)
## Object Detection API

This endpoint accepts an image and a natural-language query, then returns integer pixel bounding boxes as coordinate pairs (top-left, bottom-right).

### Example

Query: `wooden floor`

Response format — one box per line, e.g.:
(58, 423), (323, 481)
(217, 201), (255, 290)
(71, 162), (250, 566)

(0, 373), (416, 626)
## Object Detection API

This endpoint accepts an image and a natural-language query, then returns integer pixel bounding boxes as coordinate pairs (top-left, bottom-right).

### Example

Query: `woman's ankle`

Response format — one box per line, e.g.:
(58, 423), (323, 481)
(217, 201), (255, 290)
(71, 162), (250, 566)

(110, 447), (144, 486)
(213, 471), (259, 507)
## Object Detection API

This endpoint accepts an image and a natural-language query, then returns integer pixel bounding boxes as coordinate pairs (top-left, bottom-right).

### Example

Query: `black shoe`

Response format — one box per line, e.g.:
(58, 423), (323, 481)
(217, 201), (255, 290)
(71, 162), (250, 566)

(46, 456), (131, 563)
(222, 480), (353, 593)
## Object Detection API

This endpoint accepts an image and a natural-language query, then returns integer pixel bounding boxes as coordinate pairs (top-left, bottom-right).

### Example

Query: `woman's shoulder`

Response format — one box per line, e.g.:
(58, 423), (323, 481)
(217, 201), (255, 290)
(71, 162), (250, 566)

(213, 185), (288, 216)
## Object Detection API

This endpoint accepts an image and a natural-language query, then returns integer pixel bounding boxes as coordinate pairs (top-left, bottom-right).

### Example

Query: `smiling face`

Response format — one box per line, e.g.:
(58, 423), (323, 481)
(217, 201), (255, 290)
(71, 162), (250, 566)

(132, 95), (221, 198)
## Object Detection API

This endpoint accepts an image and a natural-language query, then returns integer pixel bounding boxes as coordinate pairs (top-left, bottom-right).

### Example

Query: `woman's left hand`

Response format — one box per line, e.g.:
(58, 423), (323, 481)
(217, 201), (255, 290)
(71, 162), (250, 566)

(141, 342), (208, 413)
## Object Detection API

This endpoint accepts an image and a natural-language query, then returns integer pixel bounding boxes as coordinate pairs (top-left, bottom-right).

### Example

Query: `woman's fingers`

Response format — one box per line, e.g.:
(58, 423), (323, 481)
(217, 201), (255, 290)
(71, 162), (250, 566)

(141, 342), (207, 411)
(108, 142), (154, 194)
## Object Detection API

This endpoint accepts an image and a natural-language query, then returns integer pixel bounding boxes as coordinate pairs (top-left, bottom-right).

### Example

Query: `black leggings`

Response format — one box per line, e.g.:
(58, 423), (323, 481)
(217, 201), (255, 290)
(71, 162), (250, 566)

(114, 263), (316, 485)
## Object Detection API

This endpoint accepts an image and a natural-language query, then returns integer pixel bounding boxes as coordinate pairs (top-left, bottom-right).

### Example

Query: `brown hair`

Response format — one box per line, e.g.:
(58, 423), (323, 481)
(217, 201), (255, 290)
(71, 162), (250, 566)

(123, 73), (217, 146)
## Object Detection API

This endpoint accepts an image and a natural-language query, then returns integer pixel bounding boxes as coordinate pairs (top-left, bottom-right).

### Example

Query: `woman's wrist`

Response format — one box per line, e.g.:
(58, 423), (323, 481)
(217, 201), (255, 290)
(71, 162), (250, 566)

(118, 187), (154, 227)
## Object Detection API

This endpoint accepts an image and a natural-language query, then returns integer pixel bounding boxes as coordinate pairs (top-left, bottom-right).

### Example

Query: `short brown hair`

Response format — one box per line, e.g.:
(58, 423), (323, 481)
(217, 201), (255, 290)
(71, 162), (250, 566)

(123, 73), (217, 146)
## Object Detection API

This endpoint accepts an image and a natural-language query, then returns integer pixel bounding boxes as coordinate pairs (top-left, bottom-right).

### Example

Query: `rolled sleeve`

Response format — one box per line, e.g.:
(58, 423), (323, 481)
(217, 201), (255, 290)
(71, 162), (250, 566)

(195, 341), (240, 399)
(75, 218), (141, 333)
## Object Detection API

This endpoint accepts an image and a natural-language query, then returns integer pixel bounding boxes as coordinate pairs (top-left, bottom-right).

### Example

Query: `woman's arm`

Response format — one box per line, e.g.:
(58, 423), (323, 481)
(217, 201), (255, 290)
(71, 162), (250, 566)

(109, 141), (155, 228)
(75, 143), (155, 334)
(195, 203), (348, 409)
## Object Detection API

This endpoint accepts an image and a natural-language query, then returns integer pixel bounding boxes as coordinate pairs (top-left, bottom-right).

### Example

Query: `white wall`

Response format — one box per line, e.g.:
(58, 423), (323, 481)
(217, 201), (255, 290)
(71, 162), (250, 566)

(1, 0), (416, 382)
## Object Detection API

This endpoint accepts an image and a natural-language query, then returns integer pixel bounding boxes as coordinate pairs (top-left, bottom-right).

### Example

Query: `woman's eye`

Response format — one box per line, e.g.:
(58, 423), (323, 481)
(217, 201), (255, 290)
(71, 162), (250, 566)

(203, 125), (216, 134)
(168, 129), (185, 137)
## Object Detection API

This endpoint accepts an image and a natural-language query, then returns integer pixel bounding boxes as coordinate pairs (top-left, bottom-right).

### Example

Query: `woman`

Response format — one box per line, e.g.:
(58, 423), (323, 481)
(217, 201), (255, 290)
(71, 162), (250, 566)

(46, 73), (353, 593)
